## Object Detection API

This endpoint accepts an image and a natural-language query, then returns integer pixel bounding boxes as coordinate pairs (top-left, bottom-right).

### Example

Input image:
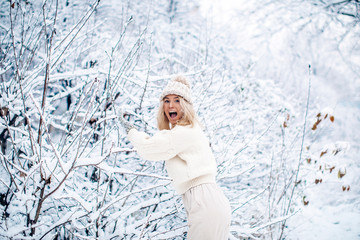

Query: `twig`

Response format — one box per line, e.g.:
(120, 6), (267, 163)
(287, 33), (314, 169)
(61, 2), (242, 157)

(252, 210), (299, 232)
(232, 186), (268, 214)
(110, 27), (147, 96)
(139, 214), (152, 239)
(59, 78), (99, 157)
(150, 225), (187, 238)
(51, 0), (101, 68)
(9, 0), (40, 161)
(139, 30), (153, 111)
(29, 93), (66, 174)
(0, 153), (19, 191)
(37, 0), (59, 146)
(279, 65), (311, 239)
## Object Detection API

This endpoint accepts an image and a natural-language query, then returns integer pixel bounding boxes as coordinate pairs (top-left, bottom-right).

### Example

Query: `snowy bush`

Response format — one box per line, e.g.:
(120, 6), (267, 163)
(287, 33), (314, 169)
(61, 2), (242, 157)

(1, 0), (358, 239)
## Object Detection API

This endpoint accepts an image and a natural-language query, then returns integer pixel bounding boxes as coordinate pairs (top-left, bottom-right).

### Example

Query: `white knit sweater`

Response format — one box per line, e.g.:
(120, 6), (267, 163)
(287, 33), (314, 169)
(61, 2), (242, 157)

(127, 123), (217, 194)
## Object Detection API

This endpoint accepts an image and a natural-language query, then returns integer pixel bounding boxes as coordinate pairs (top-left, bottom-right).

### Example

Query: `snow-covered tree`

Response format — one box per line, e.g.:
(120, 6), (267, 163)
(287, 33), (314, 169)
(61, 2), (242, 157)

(1, 0), (358, 239)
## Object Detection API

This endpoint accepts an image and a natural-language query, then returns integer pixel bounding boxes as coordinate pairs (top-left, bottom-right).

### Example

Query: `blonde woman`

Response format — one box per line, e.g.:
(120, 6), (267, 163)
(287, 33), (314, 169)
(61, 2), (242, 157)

(119, 76), (231, 239)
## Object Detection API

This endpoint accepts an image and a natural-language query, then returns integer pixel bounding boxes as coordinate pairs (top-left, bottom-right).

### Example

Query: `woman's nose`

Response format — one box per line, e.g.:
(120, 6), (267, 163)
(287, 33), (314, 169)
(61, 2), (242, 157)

(169, 101), (173, 107)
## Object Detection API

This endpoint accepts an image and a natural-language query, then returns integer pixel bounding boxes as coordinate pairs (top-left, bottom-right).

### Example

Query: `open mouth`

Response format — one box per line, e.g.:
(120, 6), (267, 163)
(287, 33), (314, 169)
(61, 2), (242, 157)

(169, 111), (178, 119)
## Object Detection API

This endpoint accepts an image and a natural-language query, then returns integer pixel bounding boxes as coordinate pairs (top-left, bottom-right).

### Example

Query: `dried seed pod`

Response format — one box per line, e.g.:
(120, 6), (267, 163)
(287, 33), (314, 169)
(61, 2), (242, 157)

(303, 196), (309, 206)
(338, 167), (346, 178)
(0, 107), (9, 117)
(320, 150), (327, 157)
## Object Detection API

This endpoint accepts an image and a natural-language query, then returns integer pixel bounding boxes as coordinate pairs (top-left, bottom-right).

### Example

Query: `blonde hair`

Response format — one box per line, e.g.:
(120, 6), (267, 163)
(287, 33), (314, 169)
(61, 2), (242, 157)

(157, 96), (198, 130)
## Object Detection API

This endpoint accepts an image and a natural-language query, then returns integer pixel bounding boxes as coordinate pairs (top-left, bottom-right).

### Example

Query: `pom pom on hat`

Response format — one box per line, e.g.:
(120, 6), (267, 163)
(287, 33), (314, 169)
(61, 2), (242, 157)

(160, 75), (192, 103)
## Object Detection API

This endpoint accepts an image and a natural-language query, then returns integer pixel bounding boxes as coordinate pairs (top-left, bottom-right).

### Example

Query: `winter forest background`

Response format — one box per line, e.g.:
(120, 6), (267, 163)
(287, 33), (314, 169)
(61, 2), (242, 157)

(0, 0), (359, 239)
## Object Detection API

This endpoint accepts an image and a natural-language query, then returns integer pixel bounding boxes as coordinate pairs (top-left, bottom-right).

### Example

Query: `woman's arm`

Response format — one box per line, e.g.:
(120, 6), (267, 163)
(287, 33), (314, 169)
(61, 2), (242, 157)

(127, 127), (190, 161)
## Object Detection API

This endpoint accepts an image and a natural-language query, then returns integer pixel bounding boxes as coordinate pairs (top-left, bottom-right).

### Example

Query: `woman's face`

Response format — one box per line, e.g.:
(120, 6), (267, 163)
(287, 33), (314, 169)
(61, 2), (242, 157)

(163, 94), (183, 125)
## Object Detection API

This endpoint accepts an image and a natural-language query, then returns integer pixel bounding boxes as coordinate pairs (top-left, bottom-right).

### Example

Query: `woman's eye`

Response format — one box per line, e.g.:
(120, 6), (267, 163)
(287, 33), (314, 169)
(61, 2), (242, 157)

(164, 100), (169, 103)
(175, 99), (180, 103)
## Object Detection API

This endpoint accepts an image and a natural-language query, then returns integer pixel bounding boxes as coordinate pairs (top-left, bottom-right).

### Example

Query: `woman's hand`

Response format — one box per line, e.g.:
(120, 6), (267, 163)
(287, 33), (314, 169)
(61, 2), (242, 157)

(118, 110), (135, 133)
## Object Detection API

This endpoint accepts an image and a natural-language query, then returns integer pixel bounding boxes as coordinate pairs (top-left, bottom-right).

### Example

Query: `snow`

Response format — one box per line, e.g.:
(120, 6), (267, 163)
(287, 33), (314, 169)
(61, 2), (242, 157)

(0, 0), (359, 239)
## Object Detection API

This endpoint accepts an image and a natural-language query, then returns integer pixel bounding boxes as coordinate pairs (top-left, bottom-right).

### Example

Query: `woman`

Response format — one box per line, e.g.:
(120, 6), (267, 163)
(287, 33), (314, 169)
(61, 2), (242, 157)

(119, 75), (231, 239)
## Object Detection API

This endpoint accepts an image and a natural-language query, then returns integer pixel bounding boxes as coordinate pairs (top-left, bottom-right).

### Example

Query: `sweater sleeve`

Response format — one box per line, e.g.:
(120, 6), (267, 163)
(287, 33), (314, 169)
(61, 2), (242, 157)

(127, 126), (191, 161)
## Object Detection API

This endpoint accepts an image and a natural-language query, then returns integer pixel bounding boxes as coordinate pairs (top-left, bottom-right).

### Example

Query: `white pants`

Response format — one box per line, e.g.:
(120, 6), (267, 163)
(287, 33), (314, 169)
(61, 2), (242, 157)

(182, 183), (231, 240)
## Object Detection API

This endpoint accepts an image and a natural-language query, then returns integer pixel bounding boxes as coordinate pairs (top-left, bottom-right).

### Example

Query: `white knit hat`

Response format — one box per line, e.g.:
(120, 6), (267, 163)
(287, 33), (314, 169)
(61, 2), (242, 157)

(160, 75), (192, 104)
